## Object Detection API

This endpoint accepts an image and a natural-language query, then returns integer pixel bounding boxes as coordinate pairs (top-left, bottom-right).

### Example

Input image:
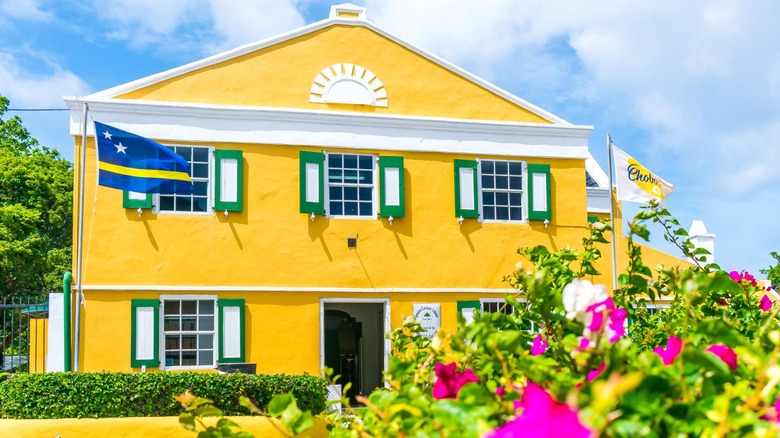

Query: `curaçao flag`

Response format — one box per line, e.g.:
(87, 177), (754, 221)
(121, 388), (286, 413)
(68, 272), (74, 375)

(613, 145), (674, 206)
(94, 122), (193, 194)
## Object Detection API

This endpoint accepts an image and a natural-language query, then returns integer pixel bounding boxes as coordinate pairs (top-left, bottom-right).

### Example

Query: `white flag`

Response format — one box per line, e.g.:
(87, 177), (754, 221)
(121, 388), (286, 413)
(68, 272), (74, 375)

(613, 145), (674, 206)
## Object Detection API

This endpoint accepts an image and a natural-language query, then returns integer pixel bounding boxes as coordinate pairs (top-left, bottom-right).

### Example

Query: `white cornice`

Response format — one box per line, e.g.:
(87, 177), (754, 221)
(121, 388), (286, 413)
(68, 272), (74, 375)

(81, 13), (570, 125)
(64, 98), (592, 159)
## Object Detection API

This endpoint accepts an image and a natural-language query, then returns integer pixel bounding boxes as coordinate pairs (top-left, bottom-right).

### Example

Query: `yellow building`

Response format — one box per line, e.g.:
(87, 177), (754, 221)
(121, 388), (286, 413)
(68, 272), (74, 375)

(62, 4), (684, 395)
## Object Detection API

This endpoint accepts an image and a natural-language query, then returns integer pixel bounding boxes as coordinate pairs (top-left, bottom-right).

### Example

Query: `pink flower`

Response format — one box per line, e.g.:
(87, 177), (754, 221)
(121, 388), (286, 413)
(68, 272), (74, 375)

(586, 363), (606, 382)
(707, 344), (738, 370)
(488, 382), (592, 438)
(653, 336), (683, 365)
(577, 337), (591, 351)
(584, 298), (627, 343)
(531, 334), (548, 356)
(730, 270), (757, 286)
(761, 294), (773, 311)
(432, 362), (478, 399)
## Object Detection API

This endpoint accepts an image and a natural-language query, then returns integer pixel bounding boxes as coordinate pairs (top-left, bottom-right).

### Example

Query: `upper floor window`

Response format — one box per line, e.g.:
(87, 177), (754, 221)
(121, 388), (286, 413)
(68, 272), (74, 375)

(158, 145), (211, 213)
(455, 159), (550, 223)
(326, 153), (376, 218)
(480, 160), (524, 221)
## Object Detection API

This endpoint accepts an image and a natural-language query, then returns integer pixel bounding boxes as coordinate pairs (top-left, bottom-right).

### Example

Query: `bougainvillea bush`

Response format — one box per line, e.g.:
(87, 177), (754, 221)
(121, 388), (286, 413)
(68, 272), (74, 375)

(313, 204), (780, 438)
(182, 204), (780, 437)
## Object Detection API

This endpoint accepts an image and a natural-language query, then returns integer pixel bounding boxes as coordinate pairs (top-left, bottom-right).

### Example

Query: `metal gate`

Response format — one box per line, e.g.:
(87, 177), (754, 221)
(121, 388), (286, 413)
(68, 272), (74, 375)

(1, 296), (48, 373)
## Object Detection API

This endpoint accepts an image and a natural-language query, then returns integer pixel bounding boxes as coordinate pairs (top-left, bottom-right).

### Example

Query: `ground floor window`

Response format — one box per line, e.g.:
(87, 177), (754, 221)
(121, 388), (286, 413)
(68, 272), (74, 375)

(162, 297), (216, 368)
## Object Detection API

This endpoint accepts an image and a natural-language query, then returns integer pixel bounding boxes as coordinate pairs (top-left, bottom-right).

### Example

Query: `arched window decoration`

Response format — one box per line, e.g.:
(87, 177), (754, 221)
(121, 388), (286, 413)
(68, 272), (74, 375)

(309, 63), (388, 107)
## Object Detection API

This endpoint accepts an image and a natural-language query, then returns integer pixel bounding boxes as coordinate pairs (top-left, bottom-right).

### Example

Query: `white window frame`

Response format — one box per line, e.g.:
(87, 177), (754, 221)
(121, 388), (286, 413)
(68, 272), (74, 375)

(480, 298), (537, 333)
(153, 145), (215, 215)
(160, 294), (218, 370)
(476, 159), (528, 223)
(324, 152), (378, 219)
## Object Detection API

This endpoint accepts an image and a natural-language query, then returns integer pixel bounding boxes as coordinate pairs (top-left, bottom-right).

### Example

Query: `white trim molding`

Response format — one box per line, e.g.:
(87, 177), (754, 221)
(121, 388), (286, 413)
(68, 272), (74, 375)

(587, 187), (611, 213)
(79, 284), (513, 294)
(64, 98), (592, 160)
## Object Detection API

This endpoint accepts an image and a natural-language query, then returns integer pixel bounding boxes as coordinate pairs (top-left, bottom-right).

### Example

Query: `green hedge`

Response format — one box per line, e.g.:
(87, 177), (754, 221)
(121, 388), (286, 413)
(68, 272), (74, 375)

(0, 372), (328, 419)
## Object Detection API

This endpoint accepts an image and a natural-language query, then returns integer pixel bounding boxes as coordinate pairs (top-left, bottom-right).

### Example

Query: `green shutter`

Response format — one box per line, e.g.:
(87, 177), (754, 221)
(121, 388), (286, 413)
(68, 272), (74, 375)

(130, 299), (159, 368)
(299, 151), (325, 215)
(218, 298), (245, 363)
(454, 160), (479, 218)
(214, 149), (243, 212)
(457, 300), (481, 324)
(379, 156), (405, 218)
(527, 163), (552, 221)
(123, 191), (153, 209)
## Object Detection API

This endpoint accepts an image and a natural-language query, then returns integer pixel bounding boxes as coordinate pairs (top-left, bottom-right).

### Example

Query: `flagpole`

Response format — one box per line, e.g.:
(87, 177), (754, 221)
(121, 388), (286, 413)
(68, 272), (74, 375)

(607, 134), (618, 292)
(74, 102), (88, 371)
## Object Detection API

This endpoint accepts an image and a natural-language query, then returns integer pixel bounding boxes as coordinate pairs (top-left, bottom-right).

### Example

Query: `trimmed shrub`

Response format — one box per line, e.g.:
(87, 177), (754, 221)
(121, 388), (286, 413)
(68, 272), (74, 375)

(0, 372), (328, 419)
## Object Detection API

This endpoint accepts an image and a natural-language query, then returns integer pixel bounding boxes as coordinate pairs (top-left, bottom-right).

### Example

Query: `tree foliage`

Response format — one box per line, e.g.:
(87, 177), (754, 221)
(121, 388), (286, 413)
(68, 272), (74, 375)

(761, 251), (780, 289)
(0, 95), (73, 298)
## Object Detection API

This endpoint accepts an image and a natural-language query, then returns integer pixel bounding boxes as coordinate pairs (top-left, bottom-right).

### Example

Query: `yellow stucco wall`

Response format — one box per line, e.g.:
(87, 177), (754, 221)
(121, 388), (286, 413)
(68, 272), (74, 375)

(74, 140), (589, 290)
(115, 25), (551, 123)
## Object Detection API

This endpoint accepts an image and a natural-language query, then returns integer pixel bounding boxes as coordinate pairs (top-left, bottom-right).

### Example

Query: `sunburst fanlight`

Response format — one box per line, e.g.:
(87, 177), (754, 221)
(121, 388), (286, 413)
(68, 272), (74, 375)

(309, 63), (388, 107)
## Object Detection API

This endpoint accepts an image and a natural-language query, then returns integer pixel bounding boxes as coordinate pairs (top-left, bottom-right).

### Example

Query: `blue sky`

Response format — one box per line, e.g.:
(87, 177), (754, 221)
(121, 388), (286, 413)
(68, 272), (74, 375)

(2, 0), (779, 279)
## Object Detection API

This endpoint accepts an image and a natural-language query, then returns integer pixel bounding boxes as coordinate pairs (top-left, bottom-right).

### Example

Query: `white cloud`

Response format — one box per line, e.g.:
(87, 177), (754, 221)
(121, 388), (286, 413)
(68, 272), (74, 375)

(0, 0), (52, 21)
(0, 52), (89, 107)
(206, 0), (305, 53)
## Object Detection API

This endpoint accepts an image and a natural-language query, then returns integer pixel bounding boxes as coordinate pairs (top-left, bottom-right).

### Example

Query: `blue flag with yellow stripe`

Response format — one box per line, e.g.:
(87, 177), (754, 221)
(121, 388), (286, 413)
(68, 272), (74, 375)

(95, 122), (194, 194)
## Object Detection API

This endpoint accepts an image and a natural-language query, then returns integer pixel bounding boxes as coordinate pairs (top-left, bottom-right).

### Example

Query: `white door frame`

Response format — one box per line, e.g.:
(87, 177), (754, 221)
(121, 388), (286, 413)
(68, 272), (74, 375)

(319, 297), (391, 383)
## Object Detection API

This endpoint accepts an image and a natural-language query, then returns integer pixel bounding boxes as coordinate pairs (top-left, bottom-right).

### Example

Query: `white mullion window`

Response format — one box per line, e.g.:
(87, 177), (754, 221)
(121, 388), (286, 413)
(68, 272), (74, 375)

(161, 295), (217, 369)
(155, 145), (213, 215)
(478, 159), (525, 222)
(326, 152), (376, 218)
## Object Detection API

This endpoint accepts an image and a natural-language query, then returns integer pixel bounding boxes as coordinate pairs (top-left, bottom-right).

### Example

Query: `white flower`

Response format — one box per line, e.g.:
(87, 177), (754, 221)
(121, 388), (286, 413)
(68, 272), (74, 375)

(562, 279), (608, 321)
(592, 221), (606, 230)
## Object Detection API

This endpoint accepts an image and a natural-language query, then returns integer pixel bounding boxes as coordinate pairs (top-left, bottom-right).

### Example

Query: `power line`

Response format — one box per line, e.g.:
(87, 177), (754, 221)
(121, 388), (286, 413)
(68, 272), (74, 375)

(7, 108), (69, 112)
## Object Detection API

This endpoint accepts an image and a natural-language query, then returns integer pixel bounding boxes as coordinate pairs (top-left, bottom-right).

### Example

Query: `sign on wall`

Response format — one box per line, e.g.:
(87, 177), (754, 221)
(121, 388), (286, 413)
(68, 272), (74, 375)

(413, 303), (441, 339)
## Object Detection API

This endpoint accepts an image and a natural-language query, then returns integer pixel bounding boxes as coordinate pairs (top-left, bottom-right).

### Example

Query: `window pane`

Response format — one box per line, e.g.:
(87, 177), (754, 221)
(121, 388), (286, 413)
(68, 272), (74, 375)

(330, 202), (343, 215)
(343, 169), (357, 183)
(181, 352), (197, 366)
(480, 160), (524, 222)
(483, 192), (495, 205)
(481, 161), (493, 174)
(198, 350), (213, 366)
(164, 317), (180, 331)
(328, 169), (343, 183)
(199, 300), (214, 314)
(359, 155), (372, 169)
(496, 192), (509, 206)
(182, 317), (196, 331)
(194, 181), (208, 196)
(508, 162), (522, 175)
(344, 187), (357, 201)
(175, 147), (192, 162)
(181, 301), (197, 315)
(495, 161), (508, 174)
(358, 171), (372, 184)
(175, 197), (192, 212)
(359, 202), (372, 216)
(181, 335), (197, 349)
(159, 196), (174, 211)
(345, 202), (358, 216)
(509, 207), (521, 221)
(199, 334), (213, 349)
(482, 175), (494, 189)
(193, 147), (208, 162)
(165, 335), (180, 349)
(495, 176), (508, 189)
(199, 316), (214, 331)
(344, 155), (357, 169)
(166, 353), (179, 367)
(509, 193), (521, 206)
(329, 186), (342, 201)
(194, 197), (208, 212)
(509, 176), (522, 190)
(496, 207), (509, 220)
(164, 301), (179, 315)
(358, 187), (371, 200)
(193, 163), (208, 178)
(484, 208), (495, 220)
(329, 154), (342, 168)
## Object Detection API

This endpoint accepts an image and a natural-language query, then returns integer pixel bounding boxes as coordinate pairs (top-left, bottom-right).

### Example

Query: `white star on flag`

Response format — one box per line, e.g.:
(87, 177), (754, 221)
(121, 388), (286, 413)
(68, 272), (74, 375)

(115, 142), (127, 154)
(103, 130), (112, 140)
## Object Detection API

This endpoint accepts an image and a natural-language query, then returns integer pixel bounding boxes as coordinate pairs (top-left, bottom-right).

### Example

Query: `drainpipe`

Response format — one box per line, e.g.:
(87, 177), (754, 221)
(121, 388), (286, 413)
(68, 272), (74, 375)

(63, 271), (72, 372)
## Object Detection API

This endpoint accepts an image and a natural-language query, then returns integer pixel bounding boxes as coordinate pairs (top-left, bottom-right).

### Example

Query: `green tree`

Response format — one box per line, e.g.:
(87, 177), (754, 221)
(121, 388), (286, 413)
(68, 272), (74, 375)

(761, 251), (780, 288)
(0, 95), (73, 298)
